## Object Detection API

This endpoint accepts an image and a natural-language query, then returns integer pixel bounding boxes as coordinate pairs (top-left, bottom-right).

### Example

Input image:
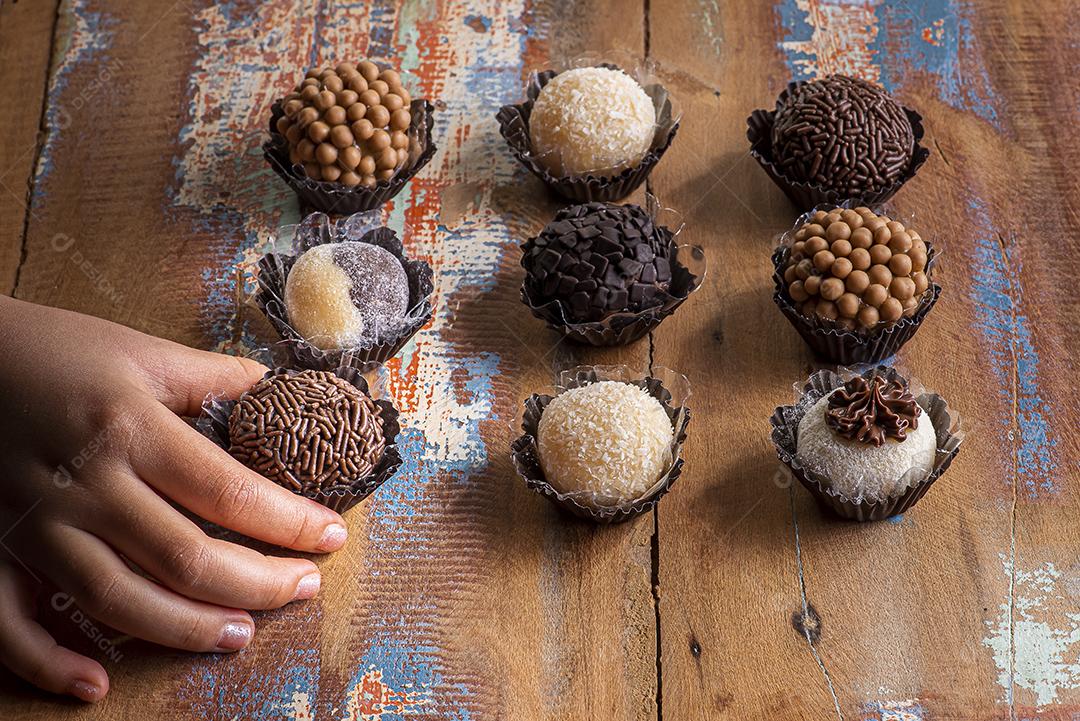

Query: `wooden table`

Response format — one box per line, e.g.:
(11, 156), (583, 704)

(1, 0), (1077, 718)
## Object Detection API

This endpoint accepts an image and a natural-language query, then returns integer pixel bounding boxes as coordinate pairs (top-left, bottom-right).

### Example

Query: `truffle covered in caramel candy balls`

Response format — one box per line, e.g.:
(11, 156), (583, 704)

(275, 61), (413, 188)
(781, 207), (932, 331)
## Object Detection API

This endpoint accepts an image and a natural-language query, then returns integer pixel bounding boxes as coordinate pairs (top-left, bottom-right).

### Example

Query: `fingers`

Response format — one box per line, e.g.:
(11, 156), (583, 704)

(134, 407), (348, 554)
(128, 336), (268, 416)
(0, 563), (108, 702)
(40, 526), (256, 654)
(92, 479), (321, 610)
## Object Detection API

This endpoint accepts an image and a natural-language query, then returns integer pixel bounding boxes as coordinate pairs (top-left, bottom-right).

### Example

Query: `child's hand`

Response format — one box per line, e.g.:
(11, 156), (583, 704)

(0, 297), (349, 702)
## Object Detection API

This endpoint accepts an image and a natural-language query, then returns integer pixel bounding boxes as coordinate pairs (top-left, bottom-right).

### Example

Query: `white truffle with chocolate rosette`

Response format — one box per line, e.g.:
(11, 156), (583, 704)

(796, 373), (936, 501)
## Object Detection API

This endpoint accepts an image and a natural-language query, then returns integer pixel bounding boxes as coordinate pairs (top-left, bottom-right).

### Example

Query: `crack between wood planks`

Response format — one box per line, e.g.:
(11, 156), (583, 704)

(643, 1), (660, 715)
(10, 0), (63, 298)
(789, 487), (843, 721)
(643, 0), (651, 59)
(996, 230), (1020, 721)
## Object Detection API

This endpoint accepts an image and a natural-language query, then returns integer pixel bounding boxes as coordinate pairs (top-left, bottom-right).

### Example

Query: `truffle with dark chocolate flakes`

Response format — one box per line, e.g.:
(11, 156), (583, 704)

(521, 201), (673, 323)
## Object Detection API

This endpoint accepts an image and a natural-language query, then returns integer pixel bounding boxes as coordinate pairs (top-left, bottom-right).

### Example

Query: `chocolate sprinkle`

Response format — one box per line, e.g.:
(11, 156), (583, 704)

(825, 374), (921, 446)
(771, 75), (914, 196)
(522, 202), (673, 323)
(228, 370), (386, 492)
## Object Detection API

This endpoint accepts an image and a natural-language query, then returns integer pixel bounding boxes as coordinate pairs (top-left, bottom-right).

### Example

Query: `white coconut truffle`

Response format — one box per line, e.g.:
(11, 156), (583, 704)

(796, 393), (937, 502)
(529, 67), (656, 178)
(284, 242), (410, 350)
(537, 380), (673, 506)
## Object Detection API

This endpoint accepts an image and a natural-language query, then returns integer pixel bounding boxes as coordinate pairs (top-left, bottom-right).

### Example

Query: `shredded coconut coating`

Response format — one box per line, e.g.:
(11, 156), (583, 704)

(537, 380), (673, 506)
(284, 242), (410, 350)
(796, 393), (936, 502)
(529, 67), (656, 178)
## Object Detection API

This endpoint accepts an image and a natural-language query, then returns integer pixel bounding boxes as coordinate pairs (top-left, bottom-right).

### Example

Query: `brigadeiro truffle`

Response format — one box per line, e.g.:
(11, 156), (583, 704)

(520, 199), (705, 345)
(511, 365), (691, 523)
(770, 366), (963, 521)
(198, 366), (403, 513)
(285, 242), (410, 349)
(539, 381), (672, 505)
(529, 67), (656, 178)
(772, 205), (941, 363)
(497, 62), (680, 201)
(264, 61), (436, 213)
(255, 213), (435, 370)
(748, 74), (929, 206)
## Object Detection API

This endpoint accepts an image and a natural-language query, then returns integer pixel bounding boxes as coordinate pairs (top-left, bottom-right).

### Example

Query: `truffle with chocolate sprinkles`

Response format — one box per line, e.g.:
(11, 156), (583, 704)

(771, 75), (914, 196)
(228, 370), (386, 493)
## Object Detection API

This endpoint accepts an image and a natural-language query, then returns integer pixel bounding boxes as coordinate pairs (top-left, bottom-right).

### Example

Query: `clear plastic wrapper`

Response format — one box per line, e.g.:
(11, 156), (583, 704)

(496, 53), (681, 202)
(520, 194), (706, 346)
(769, 364), (964, 522)
(771, 202), (941, 364)
(197, 365), (403, 514)
(263, 62), (436, 214)
(747, 79), (930, 209)
(511, 364), (692, 524)
(253, 211), (434, 372)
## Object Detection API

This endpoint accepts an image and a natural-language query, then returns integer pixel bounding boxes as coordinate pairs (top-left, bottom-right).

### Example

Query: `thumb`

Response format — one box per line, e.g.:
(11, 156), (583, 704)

(129, 336), (269, 416)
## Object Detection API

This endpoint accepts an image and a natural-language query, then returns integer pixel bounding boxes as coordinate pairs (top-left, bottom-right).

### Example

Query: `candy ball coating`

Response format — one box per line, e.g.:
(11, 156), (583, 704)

(284, 242), (410, 349)
(529, 67), (656, 178)
(796, 393), (936, 501)
(537, 381), (673, 506)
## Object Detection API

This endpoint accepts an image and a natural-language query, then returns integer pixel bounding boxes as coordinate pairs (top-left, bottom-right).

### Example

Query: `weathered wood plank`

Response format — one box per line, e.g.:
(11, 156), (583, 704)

(647, 2), (849, 718)
(0, 0), (60, 295)
(651, 0), (1080, 719)
(1, 0), (659, 719)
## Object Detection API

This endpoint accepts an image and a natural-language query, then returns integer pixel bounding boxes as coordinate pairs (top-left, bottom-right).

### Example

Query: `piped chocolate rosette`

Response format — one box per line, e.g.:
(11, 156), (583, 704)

(199, 367), (403, 514)
(520, 198), (705, 346)
(771, 205), (941, 363)
(825, 374), (921, 446)
(769, 366), (964, 522)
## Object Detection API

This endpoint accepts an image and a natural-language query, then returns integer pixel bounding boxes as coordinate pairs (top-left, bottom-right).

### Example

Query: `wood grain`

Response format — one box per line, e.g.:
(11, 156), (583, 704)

(650, 1), (1080, 719)
(0, 0), (1078, 719)
(2, 0), (658, 719)
(0, 0), (60, 295)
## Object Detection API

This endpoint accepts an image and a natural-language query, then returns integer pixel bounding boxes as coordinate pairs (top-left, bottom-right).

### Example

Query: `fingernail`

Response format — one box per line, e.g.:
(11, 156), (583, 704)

(316, 523), (348, 552)
(215, 620), (253, 652)
(293, 572), (321, 601)
(68, 679), (101, 702)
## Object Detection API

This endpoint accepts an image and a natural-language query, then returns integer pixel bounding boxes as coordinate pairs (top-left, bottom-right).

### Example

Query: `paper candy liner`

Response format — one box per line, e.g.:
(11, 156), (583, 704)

(769, 365), (963, 522)
(771, 206), (941, 364)
(511, 365), (692, 524)
(264, 98), (436, 215)
(198, 366), (403, 514)
(254, 214), (435, 372)
(520, 196), (706, 346)
(496, 62), (680, 203)
(747, 80), (930, 210)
